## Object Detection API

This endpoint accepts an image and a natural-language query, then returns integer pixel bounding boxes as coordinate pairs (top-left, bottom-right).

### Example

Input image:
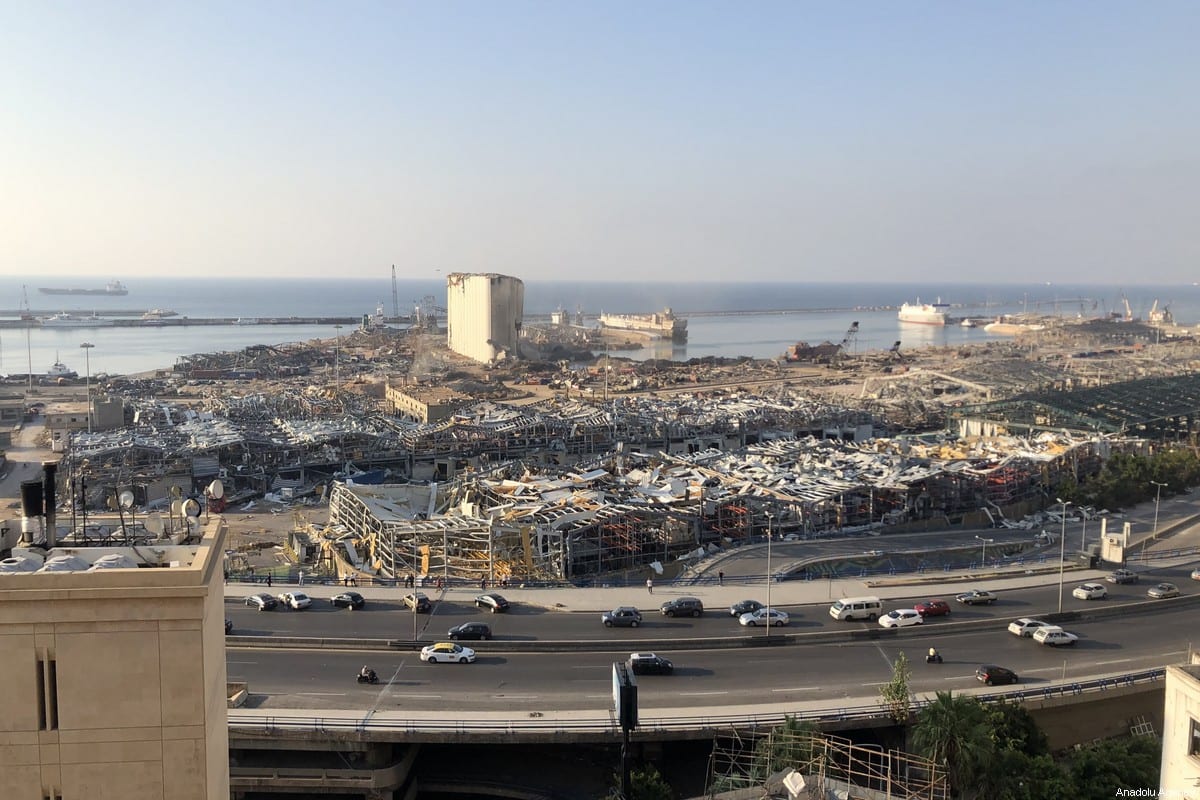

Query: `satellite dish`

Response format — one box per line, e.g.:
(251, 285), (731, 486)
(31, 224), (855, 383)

(119, 491), (135, 510)
(207, 479), (224, 499)
(171, 499), (183, 517)
(170, 485), (182, 499)
(145, 512), (164, 536)
(182, 498), (201, 518)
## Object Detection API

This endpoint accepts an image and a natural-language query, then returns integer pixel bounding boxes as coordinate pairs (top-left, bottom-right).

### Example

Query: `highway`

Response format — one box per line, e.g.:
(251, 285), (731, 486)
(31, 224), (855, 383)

(223, 560), (1200, 642)
(225, 555), (1200, 712)
(225, 602), (1194, 713)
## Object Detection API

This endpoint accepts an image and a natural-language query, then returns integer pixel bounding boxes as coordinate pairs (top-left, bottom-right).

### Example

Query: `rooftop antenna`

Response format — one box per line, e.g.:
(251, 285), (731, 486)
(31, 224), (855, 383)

(117, 489), (135, 545)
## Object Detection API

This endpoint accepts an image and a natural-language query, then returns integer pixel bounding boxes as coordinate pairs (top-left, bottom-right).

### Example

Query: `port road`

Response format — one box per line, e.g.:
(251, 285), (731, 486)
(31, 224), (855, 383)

(225, 601), (1194, 712)
(224, 561), (1200, 642)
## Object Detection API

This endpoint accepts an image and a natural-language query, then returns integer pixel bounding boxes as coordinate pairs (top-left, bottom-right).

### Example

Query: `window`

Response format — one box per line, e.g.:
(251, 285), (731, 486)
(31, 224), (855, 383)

(1190, 718), (1200, 756)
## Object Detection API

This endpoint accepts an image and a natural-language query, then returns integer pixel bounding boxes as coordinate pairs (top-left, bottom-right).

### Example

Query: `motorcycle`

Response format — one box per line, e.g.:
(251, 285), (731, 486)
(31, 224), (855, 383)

(356, 670), (379, 684)
(925, 653), (943, 664)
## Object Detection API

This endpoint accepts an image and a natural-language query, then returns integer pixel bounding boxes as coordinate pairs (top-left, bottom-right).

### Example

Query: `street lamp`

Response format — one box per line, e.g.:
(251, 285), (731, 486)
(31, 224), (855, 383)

(79, 342), (95, 433)
(765, 511), (773, 642)
(975, 535), (993, 565)
(1056, 498), (1070, 613)
(1151, 481), (1167, 535)
(334, 325), (343, 390)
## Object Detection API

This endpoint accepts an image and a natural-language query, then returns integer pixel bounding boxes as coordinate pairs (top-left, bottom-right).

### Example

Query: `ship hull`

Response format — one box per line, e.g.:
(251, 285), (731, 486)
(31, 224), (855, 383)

(39, 288), (128, 296)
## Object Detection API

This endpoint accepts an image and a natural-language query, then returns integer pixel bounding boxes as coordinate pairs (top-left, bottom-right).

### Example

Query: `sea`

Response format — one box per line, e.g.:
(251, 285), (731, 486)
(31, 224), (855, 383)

(2, 275), (1197, 378)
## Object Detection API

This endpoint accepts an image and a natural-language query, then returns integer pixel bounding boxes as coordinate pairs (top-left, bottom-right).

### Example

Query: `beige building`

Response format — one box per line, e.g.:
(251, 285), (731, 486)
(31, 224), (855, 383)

(0, 520), (229, 800)
(385, 383), (471, 424)
(1161, 657), (1200, 798)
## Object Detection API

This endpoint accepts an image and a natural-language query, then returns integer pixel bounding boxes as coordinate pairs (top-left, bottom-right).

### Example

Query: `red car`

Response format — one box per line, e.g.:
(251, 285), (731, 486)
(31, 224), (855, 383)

(914, 599), (951, 618)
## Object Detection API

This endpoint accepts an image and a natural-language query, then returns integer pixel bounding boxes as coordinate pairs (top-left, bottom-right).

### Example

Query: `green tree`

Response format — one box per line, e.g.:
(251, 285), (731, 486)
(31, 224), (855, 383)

(910, 691), (993, 798)
(982, 750), (1072, 800)
(753, 715), (821, 776)
(1061, 735), (1160, 799)
(984, 701), (1047, 757)
(879, 651), (912, 722)
(627, 764), (674, 800)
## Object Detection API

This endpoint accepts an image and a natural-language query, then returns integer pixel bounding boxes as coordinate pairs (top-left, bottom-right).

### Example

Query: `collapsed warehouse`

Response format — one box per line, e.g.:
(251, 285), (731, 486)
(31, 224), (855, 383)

(317, 428), (1103, 583)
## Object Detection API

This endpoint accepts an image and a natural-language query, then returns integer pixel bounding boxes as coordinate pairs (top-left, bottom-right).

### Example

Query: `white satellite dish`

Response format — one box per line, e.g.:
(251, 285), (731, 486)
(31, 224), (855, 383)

(182, 498), (201, 518)
(118, 490), (135, 510)
(207, 479), (224, 499)
(171, 499), (183, 518)
(145, 512), (164, 536)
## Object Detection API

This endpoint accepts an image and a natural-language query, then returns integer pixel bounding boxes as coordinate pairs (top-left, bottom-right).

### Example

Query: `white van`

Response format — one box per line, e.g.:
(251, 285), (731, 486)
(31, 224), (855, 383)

(829, 596), (883, 621)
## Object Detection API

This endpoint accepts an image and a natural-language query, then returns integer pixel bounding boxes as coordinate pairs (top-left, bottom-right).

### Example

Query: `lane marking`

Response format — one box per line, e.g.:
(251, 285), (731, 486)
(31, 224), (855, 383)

(679, 691), (728, 696)
(1095, 658), (1134, 665)
(492, 695), (539, 699)
(862, 681), (888, 687)
(771, 687), (820, 692)
(399, 694), (442, 699)
(296, 692), (348, 696)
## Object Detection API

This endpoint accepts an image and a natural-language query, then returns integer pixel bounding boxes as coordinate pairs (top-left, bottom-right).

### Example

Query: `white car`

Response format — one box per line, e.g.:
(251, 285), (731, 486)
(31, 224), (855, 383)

(1032, 626), (1079, 647)
(1072, 583), (1107, 600)
(277, 592), (312, 610)
(878, 609), (923, 629)
(1007, 618), (1051, 637)
(738, 608), (790, 627)
(420, 642), (476, 663)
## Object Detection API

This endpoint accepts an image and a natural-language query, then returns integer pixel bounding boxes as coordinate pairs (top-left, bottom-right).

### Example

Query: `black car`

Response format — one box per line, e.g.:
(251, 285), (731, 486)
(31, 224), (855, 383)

(403, 592), (432, 613)
(475, 593), (510, 613)
(331, 591), (365, 610)
(244, 593), (278, 611)
(1107, 569), (1139, 585)
(448, 622), (493, 641)
(660, 597), (704, 618)
(728, 599), (765, 617)
(976, 664), (1019, 686)
(224, 618), (233, 635)
(628, 653), (674, 675)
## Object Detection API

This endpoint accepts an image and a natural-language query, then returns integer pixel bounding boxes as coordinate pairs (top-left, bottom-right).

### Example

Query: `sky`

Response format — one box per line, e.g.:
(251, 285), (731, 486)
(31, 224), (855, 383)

(2, 1), (1198, 284)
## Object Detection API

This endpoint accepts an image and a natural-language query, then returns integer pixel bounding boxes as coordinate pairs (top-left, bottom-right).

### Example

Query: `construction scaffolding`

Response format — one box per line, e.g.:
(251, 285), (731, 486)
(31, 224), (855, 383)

(705, 727), (948, 800)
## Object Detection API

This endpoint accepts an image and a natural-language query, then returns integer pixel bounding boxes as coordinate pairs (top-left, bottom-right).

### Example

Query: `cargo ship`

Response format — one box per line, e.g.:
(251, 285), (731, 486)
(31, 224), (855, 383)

(38, 280), (128, 296)
(598, 308), (688, 342)
(897, 298), (949, 326)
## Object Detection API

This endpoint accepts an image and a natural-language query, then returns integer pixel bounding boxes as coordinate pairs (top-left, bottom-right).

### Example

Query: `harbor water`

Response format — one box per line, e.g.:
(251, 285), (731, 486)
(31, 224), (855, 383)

(2, 276), (1196, 378)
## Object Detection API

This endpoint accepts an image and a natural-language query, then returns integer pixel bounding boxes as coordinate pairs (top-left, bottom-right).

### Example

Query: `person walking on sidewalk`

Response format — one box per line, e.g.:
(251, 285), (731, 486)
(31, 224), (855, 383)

(646, 577), (654, 594)
(718, 570), (725, 586)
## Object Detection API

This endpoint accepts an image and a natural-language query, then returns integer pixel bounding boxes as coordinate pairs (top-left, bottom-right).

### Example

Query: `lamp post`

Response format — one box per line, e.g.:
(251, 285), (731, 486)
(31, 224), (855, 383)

(79, 342), (95, 433)
(975, 535), (993, 566)
(765, 511), (773, 642)
(1056, 498), (1070, 613)
(334, 325), (342, 390)
(1151, 481), (1167, 535)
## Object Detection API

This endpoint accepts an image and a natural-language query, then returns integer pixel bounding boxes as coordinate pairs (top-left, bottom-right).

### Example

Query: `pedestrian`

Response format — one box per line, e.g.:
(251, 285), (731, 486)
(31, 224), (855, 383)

(480, 578), (487, 591)
(646, 577), (653, 594)
(407, 574), (414, 588)
(266, 574), (272, 588)
(718, 570), (724, 586)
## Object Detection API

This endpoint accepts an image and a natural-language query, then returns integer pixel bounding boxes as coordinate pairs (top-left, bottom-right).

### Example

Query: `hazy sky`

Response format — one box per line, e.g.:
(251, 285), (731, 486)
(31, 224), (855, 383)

(3, 2), (1198, 283)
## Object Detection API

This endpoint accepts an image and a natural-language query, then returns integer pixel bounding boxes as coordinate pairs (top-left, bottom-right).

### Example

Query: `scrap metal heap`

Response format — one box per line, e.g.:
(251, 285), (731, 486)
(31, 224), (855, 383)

(323, 426), (1100, 583)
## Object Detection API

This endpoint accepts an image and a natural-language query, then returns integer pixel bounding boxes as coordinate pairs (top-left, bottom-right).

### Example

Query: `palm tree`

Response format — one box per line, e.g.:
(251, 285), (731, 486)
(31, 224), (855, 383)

(910, 691), (993, 798)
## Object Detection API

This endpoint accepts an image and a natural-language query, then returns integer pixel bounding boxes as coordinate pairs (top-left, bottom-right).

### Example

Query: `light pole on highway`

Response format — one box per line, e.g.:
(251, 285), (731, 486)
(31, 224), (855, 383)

(1151, 481), (1167, 535)
(975, 535), (993, 565)
(1056, 498), (1070, 613)
(79, 342), (95, 433)
(765, 511), (773, 642)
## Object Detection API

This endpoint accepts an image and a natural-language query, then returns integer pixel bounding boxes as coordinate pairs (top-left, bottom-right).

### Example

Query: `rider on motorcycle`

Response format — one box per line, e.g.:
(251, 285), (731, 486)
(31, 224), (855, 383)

(927, 647), (941, 663)
(360, 665), (374, 680)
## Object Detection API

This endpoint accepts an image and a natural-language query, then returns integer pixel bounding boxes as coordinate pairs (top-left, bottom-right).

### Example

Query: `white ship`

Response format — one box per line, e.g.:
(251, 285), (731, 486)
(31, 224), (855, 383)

(47, 358), (77, 379)
(897, 298), (950, 326)
(39, 312), (114, 328)
(598, 307), (688, 342)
